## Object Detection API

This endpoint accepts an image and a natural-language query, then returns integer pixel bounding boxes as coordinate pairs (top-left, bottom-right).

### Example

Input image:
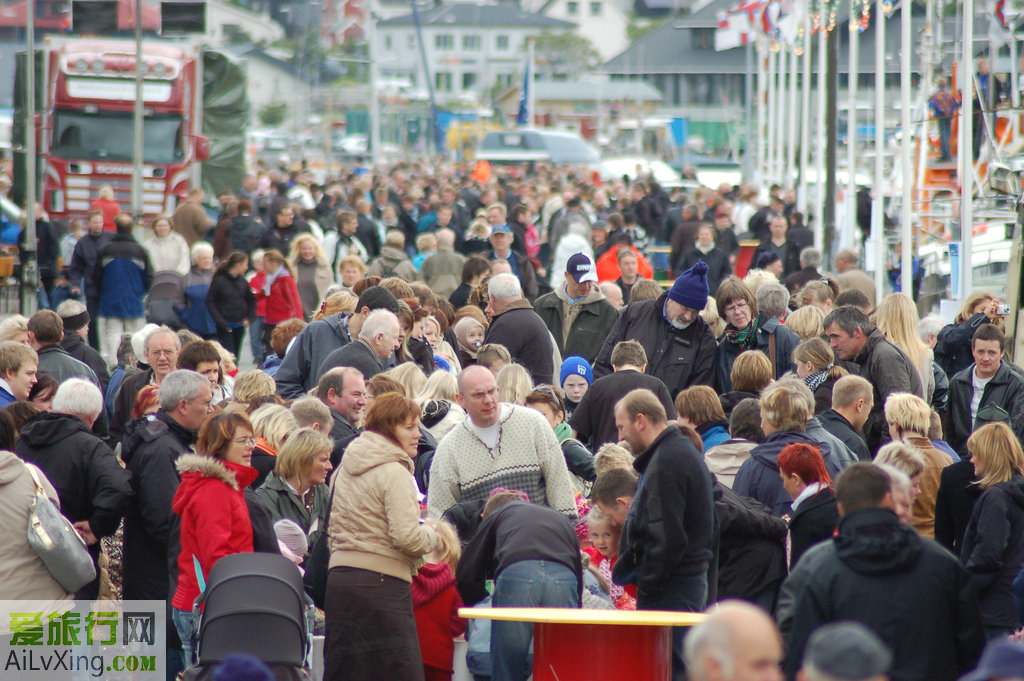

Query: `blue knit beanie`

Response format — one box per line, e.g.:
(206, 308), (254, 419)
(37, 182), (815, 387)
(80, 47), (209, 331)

(560, 356), (593, 388)
(667, 261), (709, 311)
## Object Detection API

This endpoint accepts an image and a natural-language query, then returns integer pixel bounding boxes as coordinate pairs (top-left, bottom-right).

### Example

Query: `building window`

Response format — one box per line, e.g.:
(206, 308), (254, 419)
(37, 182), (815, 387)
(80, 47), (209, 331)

(435, 71), (453, 92)
(462, 72), (478, 90)
(567, 1), (579, 14)
(435, 34), (454, 50)
(384, 35), (392, 50)
(589, 1), (601, 14)
(496, 34), (509, 50)
(463, 34), (480, 50)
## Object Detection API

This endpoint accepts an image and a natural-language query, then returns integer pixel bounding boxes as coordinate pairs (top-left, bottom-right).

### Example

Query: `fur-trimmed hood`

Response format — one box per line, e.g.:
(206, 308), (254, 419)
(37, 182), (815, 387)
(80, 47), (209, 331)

(175, 453), (244, 488)
(172, 453), (258, 518)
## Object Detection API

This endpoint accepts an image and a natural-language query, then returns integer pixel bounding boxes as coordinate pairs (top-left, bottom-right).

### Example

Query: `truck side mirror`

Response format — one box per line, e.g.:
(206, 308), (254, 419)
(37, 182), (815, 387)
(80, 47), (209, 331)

(193, 134), (210, 162)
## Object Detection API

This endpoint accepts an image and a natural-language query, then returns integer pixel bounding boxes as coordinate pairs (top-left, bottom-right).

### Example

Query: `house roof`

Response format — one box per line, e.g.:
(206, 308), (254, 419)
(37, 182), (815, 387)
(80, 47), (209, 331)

(673, 0), (732, 28)
(380, 2), (575, 28)
(530, 79), (663, 102)
(222, 44), (305, 80)
(604, 6), (957, 75)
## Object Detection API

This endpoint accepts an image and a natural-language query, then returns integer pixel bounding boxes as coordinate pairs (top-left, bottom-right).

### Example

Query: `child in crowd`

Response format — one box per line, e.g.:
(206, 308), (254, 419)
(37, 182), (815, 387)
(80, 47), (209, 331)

(412, 521), (468, 681)
(582, 509), (636, 610)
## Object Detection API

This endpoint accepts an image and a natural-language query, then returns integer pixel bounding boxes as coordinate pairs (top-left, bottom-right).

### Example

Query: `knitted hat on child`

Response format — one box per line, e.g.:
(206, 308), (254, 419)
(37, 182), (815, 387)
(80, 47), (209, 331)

(667, 261), (709, 311)
(560, 356), (593, 388)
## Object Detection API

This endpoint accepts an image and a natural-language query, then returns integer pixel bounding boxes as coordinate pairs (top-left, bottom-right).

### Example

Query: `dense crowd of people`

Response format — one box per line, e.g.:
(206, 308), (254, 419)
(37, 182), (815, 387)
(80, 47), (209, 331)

(3, 161), (1024, 681)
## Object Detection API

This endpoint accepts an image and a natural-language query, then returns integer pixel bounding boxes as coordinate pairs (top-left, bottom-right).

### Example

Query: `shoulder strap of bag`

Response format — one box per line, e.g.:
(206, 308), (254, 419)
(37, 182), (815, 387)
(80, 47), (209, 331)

(24, 464), (47, 497)
(193, 555), (206, 593)
(768, 332), (778, 378)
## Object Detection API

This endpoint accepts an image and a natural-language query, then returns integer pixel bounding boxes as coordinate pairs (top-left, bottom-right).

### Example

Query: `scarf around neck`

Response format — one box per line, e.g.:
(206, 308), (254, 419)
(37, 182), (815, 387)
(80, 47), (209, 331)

(724, 317), (760, 349)
(804, 366), (832, 392)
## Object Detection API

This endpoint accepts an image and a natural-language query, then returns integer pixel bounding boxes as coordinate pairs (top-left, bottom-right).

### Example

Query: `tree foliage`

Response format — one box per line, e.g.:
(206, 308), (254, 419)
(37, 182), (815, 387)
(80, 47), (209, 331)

(258, 103), (288, 127)
(531, 31), (601, 80)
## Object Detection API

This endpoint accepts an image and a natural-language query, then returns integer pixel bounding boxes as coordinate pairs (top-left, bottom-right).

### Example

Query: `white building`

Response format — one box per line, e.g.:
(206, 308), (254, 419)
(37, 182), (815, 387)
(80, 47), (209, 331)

(224, 46), (312, 130)
(535, 0), (629, 62)
(205, 0), (286, 46)
(377, 2), (574, 105)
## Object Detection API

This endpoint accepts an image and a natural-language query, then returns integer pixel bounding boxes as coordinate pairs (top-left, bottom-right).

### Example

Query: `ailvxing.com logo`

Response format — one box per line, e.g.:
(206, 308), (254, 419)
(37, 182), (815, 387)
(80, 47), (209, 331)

(0, 601), (165, 680)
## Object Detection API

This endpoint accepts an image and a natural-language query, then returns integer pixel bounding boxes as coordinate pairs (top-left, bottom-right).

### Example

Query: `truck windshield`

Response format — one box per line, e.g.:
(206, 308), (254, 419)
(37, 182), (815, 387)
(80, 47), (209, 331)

(52, 110), (185, 165)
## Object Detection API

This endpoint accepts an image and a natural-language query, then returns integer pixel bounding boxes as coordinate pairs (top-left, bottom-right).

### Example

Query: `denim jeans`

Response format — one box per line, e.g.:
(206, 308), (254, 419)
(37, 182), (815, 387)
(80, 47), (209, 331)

(637, 573), (708, 681)
(249, 316), (265, 365)
(171, 607), (196, 669)
(490, 560), (580, 681)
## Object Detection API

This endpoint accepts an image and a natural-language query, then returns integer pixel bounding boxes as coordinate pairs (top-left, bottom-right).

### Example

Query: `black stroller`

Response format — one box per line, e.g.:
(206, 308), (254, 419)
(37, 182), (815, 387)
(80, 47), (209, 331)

(181, 553), (314, 681)
(144, 270), (184, 328)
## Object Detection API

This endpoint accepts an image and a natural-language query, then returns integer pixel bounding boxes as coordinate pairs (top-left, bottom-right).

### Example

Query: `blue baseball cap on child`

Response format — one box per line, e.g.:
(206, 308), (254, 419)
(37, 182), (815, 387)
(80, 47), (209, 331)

(560, 356), (593, 388)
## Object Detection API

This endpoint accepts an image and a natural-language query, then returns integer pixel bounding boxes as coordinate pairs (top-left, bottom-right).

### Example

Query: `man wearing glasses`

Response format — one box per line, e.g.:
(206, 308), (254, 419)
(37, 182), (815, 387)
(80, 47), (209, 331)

(110, 325), (182, 442)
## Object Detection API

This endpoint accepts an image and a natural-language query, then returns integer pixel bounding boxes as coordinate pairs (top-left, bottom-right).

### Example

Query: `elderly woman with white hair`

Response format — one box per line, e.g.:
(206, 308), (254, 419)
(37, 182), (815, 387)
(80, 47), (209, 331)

(178, 241), (218, 339)
(14, 378), (132, 598)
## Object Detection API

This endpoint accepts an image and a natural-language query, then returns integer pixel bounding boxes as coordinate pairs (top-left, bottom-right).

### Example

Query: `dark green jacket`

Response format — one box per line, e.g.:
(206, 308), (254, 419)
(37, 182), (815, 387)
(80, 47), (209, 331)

(254, 472), (331, 544)
(533, 285), (619, 365)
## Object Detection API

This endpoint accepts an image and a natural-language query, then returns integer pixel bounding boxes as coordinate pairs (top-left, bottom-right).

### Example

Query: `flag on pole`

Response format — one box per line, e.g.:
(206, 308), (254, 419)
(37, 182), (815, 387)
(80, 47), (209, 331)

(990, 0), (1010, 48)
(715, 0), (764, 51)
(516, 56), (531, 126)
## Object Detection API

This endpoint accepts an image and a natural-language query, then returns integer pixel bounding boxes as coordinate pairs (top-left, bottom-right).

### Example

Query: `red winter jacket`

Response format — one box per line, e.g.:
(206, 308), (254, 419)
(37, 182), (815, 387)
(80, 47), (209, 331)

(412, 562), (467, 673)
(171, 454), (257, 611)
(254, 271), (303, 325)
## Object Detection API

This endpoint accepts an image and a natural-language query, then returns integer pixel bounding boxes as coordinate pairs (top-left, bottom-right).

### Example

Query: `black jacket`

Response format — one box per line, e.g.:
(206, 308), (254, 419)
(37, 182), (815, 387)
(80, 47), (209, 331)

(68, 231), (113, 299)
(258, 222), (309, 254)
(560, 438), (596, 483)
(594, 292), (718, 397)
(935, 313), (991, 379)
(960, 475), (1024, 628)
(328, 409), (359, 472)
(753, 239), (801, 279)
(275, 312), (353, 399)
(456, 501), (582, 607)
(787, 486), (838, 569)
(934, 459), (982, 554)
(484, 299), (555, 385)
(715, 317), (798, 392)
(947, 361), (1024, 456)
(110, 369), (153, 445)
(679, 245), (732, 296)
(613, 426), (714, 598)
(317, 338), (383, 383)
(121, 410), (197, 600)
(569, 369), (675, 450)
(781, 508), (984, 681)
(818, 409), (871, 462)
(16, 411), (130, 537)
(206, 270), (256, 330)
(61, 330), (111, 395)
(734, 430), (839, 516)
(853, 329), (924, 453)
(714, 481), (787, 601)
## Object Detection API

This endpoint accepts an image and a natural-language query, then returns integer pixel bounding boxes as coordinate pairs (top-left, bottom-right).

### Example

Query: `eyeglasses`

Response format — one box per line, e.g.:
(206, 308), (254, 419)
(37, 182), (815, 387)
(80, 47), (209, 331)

(148, 349), (176, 357)
(724, 301), (749, 314)
(233, 437), (257, 447)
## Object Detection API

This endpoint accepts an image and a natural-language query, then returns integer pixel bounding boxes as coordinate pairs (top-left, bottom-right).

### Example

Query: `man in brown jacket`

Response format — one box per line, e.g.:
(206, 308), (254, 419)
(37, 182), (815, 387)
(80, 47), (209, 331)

(172, 188), (211, 246)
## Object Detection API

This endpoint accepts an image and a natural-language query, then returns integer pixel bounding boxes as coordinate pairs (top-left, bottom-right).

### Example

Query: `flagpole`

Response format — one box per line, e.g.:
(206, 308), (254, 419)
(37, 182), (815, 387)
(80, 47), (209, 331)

(846, 17), (859, 257)
(899, 0), (914, 293)
(798, 10), (812, 215)
(528, 38), (535, 127)
(814, 23), (826, 249)
(961, 0), (974, 301)
(873, 0), (885, 303)
(786, 43), (798, 187)
(775, 47), (786, 183)
(744, 38), (755, 181)
(757, 43), (767, 183)
(767, 46), (778, 182)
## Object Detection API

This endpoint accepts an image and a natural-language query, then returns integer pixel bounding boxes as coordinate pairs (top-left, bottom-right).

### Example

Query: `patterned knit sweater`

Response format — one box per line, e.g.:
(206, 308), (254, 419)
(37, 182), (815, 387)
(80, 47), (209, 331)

(426, 405), (579, 521)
